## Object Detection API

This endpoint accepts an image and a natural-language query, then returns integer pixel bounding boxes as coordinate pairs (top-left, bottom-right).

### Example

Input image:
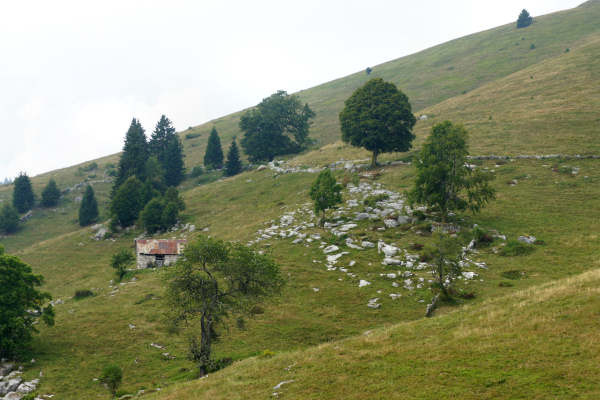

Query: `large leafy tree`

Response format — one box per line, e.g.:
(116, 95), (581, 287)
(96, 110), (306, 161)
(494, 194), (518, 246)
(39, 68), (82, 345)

(224, 138), (242, 177)
(204, 127), (224, 170)
(240, 91), (315, 162)
(165, 236), (283, 375)
(110, 176), (144, 228)
(149, 115), (185, 186)
(339, 78), (416, 168)
(41, 179), (61, 207)
(517, 9), (533, 28)
(409, 121), (496, 221)
(12, 172), (35, 213)
(113, 118), (148, 194)
(0, 204), (19, 234)
(310, 169), (343, 226)
(79, 185), (99, 226)
(0, 245), (55, 359)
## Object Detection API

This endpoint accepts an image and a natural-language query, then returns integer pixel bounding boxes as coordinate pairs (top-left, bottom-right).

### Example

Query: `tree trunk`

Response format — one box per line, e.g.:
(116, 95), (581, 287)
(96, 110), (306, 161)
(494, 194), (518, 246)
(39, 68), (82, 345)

(370, 151), (378, 169)
(199, 313), (212, 375)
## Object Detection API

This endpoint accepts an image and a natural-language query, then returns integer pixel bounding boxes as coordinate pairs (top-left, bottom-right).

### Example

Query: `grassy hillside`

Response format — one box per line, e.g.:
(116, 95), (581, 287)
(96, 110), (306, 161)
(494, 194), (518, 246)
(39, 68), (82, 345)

(151, 267), (600, 400)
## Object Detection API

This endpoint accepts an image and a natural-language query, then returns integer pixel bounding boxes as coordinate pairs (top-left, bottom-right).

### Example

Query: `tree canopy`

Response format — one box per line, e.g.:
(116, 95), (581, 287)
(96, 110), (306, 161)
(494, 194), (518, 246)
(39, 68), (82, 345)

(240, 91), (315, 162)
(204, 127), (224, 170)
(111, 176), (144, 228)
(409, 121), (496, 220)
(309, 169), (343, 226)
(0, 245), (55, 359)
(41, 179), (61, 207)
(165, 236), (283, 374)
(339, 78), (416, 167)
(79, 185), (99, 226)
(114, 118), (148, 192)
(149, 115), (185, 186)
(0, 204), (19, 234)
(517, 9), (533, 28)
(13, 172), (35, 213)
(224, 138), (243, 177)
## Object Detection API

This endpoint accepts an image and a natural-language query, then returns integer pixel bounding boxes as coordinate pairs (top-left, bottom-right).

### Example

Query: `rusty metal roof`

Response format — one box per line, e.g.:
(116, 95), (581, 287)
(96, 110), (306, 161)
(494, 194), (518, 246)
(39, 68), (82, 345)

(135, 239), (186, 255)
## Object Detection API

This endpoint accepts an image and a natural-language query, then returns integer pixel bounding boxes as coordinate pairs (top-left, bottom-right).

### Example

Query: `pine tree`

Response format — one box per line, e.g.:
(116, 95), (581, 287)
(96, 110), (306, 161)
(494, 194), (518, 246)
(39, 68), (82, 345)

(79, 185), (99, 226)
(517, 9), (533, 28)
(149, 115), (176, 164)
(0, 204), (19, 234)
(111, 176), (144, 228)
(41, 179), (61, 207)
(113, 118), (148, 195)
(163, 135), (185, 186)
(224, 138), (243, 177)
(12, 173), (35, 213)
(204, 127), (224, 170)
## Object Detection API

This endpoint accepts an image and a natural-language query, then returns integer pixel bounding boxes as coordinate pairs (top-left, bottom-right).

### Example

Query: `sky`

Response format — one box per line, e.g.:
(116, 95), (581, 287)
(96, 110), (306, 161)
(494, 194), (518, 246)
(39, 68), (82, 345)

(0, 0), (584, 180)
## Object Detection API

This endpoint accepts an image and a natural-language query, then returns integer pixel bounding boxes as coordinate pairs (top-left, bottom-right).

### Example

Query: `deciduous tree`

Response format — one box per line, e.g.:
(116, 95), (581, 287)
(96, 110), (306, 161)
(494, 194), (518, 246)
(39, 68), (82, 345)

(339, 78), (416, 168)
(310, 169), (343, 226)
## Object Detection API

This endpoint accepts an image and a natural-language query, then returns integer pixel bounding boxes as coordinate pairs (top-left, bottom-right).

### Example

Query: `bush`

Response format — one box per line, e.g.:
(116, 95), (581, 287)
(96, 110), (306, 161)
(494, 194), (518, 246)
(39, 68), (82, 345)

(0, 204), (19, 234)
(74, 289), (94, 300)
(501, 270), (525, 280)
(363, 193), (389, 208)
(472, 226), (493, 246)
(190, 166), (204, 178)
(111, 249), (134, 281)
(100, 364), (122, 396)
(500, 240), (534, 256)
(185, 132), (201, 140)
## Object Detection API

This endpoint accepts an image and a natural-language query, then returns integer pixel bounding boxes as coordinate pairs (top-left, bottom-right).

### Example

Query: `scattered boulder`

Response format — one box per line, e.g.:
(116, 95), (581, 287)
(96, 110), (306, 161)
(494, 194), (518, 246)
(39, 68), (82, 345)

(358, 280), (371, 288)
(518, 235), (536, 245)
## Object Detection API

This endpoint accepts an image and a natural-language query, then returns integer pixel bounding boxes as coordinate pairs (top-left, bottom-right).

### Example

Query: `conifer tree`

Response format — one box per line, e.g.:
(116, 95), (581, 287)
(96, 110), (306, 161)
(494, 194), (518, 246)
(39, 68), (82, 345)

(224, 138), (242, 177)
(79, 185), (99, 226)
(12, 173), (35, 213)
(41, 179), (61, 207)
(113, 119), (148, 194)
(0, 204), (19, 234)
(163, 135), (185, 186)
(111, 176), (144, 228)
(517, 9), (533, 28)
(204, 127), (224, 170)
(149, 115), (176, 163)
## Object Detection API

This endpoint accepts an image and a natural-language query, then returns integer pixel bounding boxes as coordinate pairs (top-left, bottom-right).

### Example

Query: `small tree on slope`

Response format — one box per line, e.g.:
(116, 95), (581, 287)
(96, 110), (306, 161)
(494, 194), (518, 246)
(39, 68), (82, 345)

(13, 172), (35, 213)
(517, 9), (533, 28)
(224, 138), (243, 177)
(79, 185), (99, 226)
(204, 127), (224, 170)
(310, 169), (343, 227)
(41, 179), (61, 207)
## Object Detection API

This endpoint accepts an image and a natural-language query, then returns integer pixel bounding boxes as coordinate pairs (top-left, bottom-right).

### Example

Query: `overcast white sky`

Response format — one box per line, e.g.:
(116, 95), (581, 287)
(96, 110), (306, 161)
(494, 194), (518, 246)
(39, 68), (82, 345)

(0, 0), (583, 179)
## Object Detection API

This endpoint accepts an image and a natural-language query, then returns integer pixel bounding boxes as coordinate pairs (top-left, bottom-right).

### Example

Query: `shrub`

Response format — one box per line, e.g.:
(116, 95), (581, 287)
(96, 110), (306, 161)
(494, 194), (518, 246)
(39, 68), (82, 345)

(190, 166), (204, 178)
(472, 226), (494, 246)
(499, 281), (514, 287)
(100, 364), (122, 396)
(501, 270), (525, 280)
(530, 43), (536, 50)
(185, 132), (201, 140)
(260, 349), (275, 359)
(74, 289), (94, 300)
(500, 240), (534, 256)
(363, 193), (389, 208)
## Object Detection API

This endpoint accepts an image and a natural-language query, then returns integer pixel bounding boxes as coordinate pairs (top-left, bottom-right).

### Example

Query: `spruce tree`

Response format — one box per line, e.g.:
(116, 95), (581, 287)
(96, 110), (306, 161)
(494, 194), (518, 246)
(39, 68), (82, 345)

(164, 135), (185, 186)
(149, 115), (176, 163)
(79, 185), (99, 226)
(12, 173), (35, 213)
(111, 176), (144, 228)
(41, 179), (61, 207)
(225, 138), (243, 177)
(0, 204), (19, 234)
(113, 118), (148, 194)
(204, 127), (224, 170)
(517, 9), (533, 28)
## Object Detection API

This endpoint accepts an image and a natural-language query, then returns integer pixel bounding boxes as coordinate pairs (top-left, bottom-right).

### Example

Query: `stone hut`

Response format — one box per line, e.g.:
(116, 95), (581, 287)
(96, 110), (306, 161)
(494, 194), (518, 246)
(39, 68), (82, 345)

(135, 239), (186, 269)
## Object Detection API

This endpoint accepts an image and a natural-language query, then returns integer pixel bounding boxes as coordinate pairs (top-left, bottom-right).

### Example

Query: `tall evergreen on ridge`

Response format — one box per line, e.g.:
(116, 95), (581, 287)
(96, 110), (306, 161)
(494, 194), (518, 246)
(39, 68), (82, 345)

(12, 173), (35, 213)
(204, 127), (224, 170)
(149, 115), (185, 186)
(225, 138), (242, 177)
(79, 185), (99, 226)
(113, 118), (148, 195)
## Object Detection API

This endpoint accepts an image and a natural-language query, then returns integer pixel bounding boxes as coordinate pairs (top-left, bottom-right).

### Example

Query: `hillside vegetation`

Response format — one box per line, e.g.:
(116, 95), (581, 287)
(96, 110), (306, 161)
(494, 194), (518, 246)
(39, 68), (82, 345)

(1, 2), (600, 399)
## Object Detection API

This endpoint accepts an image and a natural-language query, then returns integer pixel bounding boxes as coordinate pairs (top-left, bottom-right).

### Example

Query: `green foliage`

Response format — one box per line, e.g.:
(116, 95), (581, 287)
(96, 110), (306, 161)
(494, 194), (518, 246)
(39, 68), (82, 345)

(472, 226), (494, 246)
(428, 234), (463, 297)
(517, 9), (533, 28)
(149, 115), (186, 186)
(111, 176), (144, 228)
(165, 236), (283, 375)
(0, 204), (19, 234)
(240, 91), (315, 162)
(78, 185), (99, 227)
(140, 187), (185, 234)
(12, 172), (35, 213)
(0, 246), (54, 359)
(41, 179), (61, 207)
(113, 118), (148, 193)
(111, 248), (134, 282)
(500, 240), (535, 256)
(73, 289), (94, 300)
(339, 78), (416, 167)
(204, 127), (224, 170)
(140, 198), (165, 234)
(185, 132), (201, 139)
(224, 138), (243, 177)
(409, 121), (496, 221)
(309, 169), (342, 225)
(190, 166), (204, 178)
(100, 364), (123, 396)
(363, 193), (390, 208)
(501, 270), (525, 280)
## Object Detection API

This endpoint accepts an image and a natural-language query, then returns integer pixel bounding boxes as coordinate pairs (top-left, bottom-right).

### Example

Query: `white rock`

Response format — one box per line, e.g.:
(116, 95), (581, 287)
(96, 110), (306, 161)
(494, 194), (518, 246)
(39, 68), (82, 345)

(323, 245), (339, 254)
(518, 235), (536, 244)
(361, 241), (375, 248)
(389, 294), (401, 300)
(358, 280), (371, 288)
(384, 219), (398, 228)
(462, 271), (477, 280)
(382, 257), (402, 266)
(273, 380), (295, 390)
(348, 260), (356, 267)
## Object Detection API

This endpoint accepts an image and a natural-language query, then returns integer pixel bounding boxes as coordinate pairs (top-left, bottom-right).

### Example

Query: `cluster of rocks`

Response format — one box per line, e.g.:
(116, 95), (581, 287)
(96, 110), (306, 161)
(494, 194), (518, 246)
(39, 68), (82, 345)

(0, 362), (44, 400)
(62, 178), (113, 195)
(260, 159), (410, 176)
(250, 180), (489, 309)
